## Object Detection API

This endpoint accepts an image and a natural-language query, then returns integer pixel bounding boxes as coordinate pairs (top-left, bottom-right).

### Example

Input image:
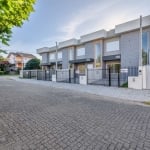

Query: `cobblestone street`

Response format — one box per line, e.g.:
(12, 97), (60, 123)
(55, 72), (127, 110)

(0, 77), (150, 150)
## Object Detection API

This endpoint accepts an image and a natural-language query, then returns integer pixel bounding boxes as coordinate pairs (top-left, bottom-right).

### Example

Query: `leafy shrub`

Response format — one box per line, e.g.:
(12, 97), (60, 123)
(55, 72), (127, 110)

(24, 58), (40, 70)
(0, 71), (4, 75)
(121, 82), (128, 88)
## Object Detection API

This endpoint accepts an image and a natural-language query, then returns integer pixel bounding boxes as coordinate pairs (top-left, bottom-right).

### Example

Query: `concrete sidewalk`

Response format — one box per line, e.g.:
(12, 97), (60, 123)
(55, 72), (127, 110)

(7, 76), (150, 102)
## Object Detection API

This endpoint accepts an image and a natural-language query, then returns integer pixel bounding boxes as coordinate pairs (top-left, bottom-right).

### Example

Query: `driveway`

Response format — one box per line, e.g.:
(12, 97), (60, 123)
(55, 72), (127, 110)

(0, 77), (150, 150)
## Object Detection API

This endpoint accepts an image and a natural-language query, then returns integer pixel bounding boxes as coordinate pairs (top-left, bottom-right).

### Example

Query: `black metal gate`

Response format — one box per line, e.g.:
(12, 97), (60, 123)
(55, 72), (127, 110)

(87, 68), (112, 86)
(23, 70), (37, 79)
(56, 69), (80, 84)
(56, 69), (70, 83)
(45, 69), (55, 81)
(37, 69), (55, 81)
(23, 70), (31, 79)
(87, 67), (138, 87)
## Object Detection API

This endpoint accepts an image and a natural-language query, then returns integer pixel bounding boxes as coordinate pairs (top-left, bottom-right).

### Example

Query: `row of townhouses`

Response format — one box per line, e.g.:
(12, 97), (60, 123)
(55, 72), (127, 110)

(37, 15), (150, 75)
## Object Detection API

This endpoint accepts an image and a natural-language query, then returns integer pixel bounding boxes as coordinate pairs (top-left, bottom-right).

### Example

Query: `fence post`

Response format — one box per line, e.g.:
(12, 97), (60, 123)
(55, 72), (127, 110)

(74, 69), (76, 83)
(109, 68), (111, 86)
(87, 68), (88, 84)
(42, 70), (44, 80)
(69, 69), (71, 83)
(36, 70), (38, 80)
(22, 70), (24, 78)
(49, 69), (50, 81)
(28, 71), (29, 79)
(30, 71), (31, 79)
(118, 69), (120, 87)
(56, 70), (57, 82)
(45, 70), (46, 80)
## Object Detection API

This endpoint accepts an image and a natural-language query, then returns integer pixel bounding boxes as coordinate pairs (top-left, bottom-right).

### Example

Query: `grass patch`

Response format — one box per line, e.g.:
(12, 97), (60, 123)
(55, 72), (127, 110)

(143, 101), (150, 105)
(121, 82), (128, 88)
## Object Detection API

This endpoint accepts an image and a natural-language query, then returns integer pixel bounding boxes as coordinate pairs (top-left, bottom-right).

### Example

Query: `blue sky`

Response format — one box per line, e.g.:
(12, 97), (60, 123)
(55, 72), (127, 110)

(1, 0), (150, 58)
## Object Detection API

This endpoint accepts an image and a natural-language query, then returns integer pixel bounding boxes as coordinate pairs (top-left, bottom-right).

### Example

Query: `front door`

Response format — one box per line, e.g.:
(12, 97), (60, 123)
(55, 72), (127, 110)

(74, 63), (86, 84)
(76, 63), (86, 74)
(106, 61), (120, 73)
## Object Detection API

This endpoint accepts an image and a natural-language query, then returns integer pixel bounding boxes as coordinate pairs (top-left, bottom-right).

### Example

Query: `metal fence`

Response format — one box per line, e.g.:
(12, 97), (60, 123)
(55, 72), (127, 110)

(87, 68), (119, 86)
(23, 70), (37, 79)
(87, 67), (138, 87)
(128, 66), (138, 76)
(56, 69), (70, 83)
(56, 69), (80, 84)
(22, 69), (55, 81)
(37, 70), (45, 80)
(23, 70), (30, 78)
(37, 69), (55, 81)
(22, 67), (139, 87)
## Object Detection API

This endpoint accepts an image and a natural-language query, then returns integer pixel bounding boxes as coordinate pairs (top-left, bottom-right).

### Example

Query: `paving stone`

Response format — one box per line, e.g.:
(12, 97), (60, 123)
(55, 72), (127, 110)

(0, 77), (150, 150)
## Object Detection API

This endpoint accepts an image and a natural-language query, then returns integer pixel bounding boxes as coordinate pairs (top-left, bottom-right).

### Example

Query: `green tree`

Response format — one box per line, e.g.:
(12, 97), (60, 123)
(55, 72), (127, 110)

(0, 49), (7, 54)
(0, 55), (5, 61)
(0, 55), (9, 73)
(0, 0), (36, 45)
(24, 58), (40, 70)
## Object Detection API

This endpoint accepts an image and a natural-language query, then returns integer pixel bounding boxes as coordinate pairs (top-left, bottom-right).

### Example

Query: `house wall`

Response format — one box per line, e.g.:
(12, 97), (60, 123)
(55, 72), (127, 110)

(62, 48), (69, 69)
(16, 56), (23, 62)
(75, 42), (95, 60)
(85, 42), (95, 59)
(123, 27), (150, 69)
(120, 31), (140, 68)
(8, 54), (15, 64)
(104, 37), (121, 56)
(75, 45), (85, 60)
(38, 22), (150, 70)
(23, 57), (32, 64)
(41, 53), (48, 64)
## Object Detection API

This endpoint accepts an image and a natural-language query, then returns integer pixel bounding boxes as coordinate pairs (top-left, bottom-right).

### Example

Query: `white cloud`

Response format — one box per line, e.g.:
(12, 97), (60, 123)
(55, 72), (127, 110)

(0, 41), (40, 57)
(59, 0), (123, 39)
(59, 0), (150, 40)
(1, 0), (150, 55)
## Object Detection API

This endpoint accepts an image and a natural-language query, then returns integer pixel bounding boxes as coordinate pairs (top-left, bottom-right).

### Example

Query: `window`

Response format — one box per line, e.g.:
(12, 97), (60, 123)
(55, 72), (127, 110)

(77, 64), (85, 74)
(142, 32), (150, 65)
(49, 53), (55, 60)
(106, 63), (120, 73)
(69, 48), (74, 60)
(106, 40), (119, 52)
(42, 53), (47, 63)
(95, 43), (101, 68)
(58, 51), (62, 59)
(76, 47), (85, 56)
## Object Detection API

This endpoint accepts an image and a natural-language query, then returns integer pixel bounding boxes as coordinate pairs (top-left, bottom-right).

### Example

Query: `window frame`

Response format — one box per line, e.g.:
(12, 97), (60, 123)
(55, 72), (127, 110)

(106, 40), (119, 52)
(94, 43), (102, 68)
(57, 51), (62, 60)
(142, 31), (150, 65)
(69, 48), (74, 60)
(76, 47), (85, 57)
(49, 52), (55, 61)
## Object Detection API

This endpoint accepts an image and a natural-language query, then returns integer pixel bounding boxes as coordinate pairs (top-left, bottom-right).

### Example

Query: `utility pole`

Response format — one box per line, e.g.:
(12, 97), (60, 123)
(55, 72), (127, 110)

(139, 15), (143, 90)
(55, 41), (58, 70)
(139, 15), (143, 66)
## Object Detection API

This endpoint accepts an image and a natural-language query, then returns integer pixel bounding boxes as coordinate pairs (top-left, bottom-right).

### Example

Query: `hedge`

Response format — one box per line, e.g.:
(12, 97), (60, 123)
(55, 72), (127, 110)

(0, 71), (4, 75)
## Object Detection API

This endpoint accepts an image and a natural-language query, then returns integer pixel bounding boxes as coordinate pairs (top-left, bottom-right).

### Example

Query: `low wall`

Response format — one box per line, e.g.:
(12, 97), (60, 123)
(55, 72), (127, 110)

(128, 65), (150, 90)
